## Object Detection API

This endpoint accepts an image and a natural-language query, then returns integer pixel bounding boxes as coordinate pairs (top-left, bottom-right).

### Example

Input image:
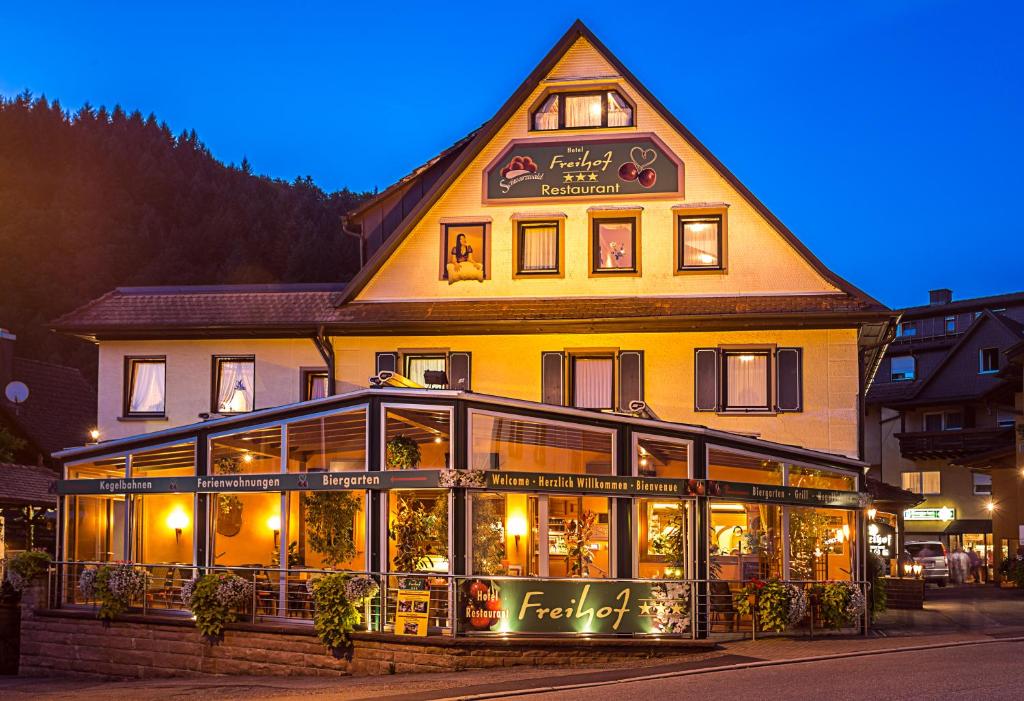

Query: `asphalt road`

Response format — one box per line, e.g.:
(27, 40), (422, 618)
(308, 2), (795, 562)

(520, 640), (1024, 701)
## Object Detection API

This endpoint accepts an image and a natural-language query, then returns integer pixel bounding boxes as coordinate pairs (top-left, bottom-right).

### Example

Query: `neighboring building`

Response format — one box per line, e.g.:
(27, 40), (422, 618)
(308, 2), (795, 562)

(989, 341), (1024, 576)
(0, 328), (96, 559)
(53, 23), (890, 461)
(864, 289), (1024, 569)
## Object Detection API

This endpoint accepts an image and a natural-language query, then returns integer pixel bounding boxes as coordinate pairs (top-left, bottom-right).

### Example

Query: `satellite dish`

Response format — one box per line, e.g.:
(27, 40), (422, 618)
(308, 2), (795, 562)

(4, 380), (29, 404)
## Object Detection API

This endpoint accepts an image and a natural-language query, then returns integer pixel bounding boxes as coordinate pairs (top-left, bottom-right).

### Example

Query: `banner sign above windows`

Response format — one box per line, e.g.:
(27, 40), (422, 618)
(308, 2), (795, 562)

(483, 135), (683, 202)
(57, 470), (442, 495)
(707, 481), (869, 509)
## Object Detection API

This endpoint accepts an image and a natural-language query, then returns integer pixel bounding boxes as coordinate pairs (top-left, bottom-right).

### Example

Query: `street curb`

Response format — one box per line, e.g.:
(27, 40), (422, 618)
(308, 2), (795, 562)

(436, 635), (1024, 700)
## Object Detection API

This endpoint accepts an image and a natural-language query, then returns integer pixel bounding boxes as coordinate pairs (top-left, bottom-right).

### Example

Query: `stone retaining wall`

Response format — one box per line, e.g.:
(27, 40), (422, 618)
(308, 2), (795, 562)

(20, 605), (713, 679)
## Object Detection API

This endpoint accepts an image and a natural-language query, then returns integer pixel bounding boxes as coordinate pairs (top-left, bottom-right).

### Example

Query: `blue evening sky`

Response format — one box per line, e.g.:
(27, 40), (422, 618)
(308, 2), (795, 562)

(1, 1), (1020, 308)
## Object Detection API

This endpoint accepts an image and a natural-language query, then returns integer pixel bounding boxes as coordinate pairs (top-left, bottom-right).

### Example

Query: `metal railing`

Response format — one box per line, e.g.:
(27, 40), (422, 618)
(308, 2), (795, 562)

(43, 562), (868, 639)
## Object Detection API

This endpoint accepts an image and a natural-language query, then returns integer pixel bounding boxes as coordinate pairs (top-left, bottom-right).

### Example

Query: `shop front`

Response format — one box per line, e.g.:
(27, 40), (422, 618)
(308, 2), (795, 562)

(53, 388), (869, 638)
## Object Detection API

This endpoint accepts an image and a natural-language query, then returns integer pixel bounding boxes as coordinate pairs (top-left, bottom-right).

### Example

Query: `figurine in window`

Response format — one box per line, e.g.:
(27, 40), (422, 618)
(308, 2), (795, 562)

(603, 240), (627, 269)
(446, 233), (484, 283)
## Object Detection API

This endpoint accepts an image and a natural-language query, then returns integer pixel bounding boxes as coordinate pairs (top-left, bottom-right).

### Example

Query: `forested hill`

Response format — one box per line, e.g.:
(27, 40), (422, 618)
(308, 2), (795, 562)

(0, 92), (370, 379)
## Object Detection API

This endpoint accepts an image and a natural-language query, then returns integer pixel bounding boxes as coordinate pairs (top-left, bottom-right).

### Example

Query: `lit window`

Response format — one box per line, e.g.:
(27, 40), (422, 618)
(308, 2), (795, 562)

(980, 347), (999, 374)
(302, 370), (330, 401)
(125, 357), (166, 416)
(532, 90), (633, 131)
(973, 473), (992, 496)
(890, 355), (915, 381)
(591, 217), (637, 273)
(723, 351), (770, 411)
(572, 357), (614, 410)
(677, 216), (721, 269)
(405, 355), (448, 388)
(516, 221), (560, 274)
(901, 470), (941, 495)
(214, 356), (255, 413)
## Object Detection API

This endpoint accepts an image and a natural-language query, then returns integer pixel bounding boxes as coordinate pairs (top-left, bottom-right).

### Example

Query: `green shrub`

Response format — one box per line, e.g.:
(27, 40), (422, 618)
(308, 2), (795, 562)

(184, 572), (252, 643)
(78, 563), (147, 622)
(818, 580), (866, 629)
(385, 436), (421, 469)
(310, 573), (378, 657)
(5, 549), (51, 591)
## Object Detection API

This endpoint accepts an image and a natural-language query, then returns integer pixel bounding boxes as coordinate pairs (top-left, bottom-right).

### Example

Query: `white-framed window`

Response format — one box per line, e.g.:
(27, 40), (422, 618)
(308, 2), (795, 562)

(677, 215), (722, 270)
(404, 354), (448, 388)
(924, 411), (963, 432)
(516, 220), (560, 275)
(897, 321), (918, 338)
(979, 347), (1000, 374)
(973, 472), (993, 496)
(213, 356), (255, 413)
(901, 470), (941, 495)
(125, 357), (166, 417)
(890, 355), (916, 381)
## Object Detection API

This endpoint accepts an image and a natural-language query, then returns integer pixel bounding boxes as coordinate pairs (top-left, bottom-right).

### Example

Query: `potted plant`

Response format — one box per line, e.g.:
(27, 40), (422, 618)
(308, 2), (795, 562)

(564, 511), (596, 577)
(734, 578), (808, 633)
(4, 549), (51, 594)
(817, 580), (866, 629)
(386, 435), (421, 470)
(651, 501), (687, 577)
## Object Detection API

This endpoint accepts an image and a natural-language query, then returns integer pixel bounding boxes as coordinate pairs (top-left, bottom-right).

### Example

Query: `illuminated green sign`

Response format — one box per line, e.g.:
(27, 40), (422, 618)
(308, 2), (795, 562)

(903, 507), (956, 521)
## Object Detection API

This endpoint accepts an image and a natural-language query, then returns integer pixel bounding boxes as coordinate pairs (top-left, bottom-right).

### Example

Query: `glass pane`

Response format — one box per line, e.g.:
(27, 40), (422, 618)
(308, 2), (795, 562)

(288, 490), (366, 570)
(470, 492), (509, 576)
(681, 220), (720, 267)
(547, 496), (610, 578)
(520, 223), (559, 272)
(66, 494), (126, 562)
(725, 353), (768, 409)
(406, 356), (447, 388)
(470, 411), (614, 475)
(129, 360), (165, 414)
(564, 93), (602, 128)
(306, 373), (329, 400)
(594, 221), (635, 270)
(287, 409), (366, 473)
(216, 359), (255, 412)
(573, 357), (613, 409)
(921, 471), (941, 494)
(945, 412), (963, 430)
(901, 472), (922, 492)
(384, 406), (450, 469)
(606, 91), (632, 127)
(787, 465), (855, 491)
(67, 455), (126, 479)
(638, 499), (689, 578)
(707, 448), (783, 486)
(636, 436), (690, 478)
(132, 493), (193, 565)
(211, 491), (280, 567)
(131, 443), (194, 477)
(789, 507), (855, 581)
(388, 490), (449, 573)
(709, 502), (782, 581)
(891, 356), (915, 380)
(534, 94), (558, 130)
(924, 414), (943, 432)
(211, 425), (281, 475)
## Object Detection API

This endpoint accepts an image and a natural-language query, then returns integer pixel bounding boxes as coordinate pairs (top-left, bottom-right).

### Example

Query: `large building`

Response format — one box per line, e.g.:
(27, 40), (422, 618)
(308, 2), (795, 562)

(48, 22), (891, 638)
(864, 289), (1024, 574)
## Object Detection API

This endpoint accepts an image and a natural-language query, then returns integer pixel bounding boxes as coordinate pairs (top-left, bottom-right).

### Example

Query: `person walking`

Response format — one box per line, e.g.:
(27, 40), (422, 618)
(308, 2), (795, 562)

(967, 547), (985, 584)
(950, 547), (969, 584)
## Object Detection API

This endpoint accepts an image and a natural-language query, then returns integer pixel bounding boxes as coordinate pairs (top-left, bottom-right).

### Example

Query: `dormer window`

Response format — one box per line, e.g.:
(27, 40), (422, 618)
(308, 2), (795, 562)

(532, 90), (634, 131)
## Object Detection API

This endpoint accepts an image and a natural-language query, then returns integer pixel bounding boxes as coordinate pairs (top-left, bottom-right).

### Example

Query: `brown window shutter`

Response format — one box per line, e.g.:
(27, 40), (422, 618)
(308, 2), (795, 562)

(541, 351), (565, 405)
(375, 352), (398, 375)
(694, 348), (719, 411)
(448, 352), (472, 390)
(617, 351), (644, 412)
(776, 347), (803, 412)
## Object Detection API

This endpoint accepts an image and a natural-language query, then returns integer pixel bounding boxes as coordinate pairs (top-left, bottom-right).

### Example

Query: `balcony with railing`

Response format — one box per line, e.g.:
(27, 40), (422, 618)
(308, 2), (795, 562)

(895, 427), (1014, 461)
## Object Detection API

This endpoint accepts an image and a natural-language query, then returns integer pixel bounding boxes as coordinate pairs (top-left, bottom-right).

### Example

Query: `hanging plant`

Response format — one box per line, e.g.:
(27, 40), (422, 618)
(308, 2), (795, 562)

(309, 573), (379, 658)
(183, 572), (253, 643)
(386, 436), (421, 470)
(817, 580), (866, 629)
(733, 578), (807, 632)
(303, 491), (362, 567)
(564, 511), (596, 577)
(79, 563), (147, 623)
(214, 456), (244, 537)
(5, 549), (51, 592)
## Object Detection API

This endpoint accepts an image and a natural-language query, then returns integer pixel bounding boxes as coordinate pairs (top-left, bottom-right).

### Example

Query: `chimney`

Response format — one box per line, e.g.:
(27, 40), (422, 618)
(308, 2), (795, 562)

(0, 328), (15, 391)
(929, 289), (953, 306)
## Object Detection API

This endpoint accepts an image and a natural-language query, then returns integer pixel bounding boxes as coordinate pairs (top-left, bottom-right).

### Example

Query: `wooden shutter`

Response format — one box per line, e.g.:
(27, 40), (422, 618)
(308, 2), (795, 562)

(541, 351), (565, 405)
(448, 352), (472, 390)
(776, 347), (803, 412)
(375, 352), (398, 375)
(694, 348), (719, 412)
(617, 351), (644, 412)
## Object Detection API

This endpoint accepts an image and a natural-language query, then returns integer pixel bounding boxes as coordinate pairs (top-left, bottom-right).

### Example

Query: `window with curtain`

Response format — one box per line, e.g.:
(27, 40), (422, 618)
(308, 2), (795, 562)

(678, 216), (722, 269)
(214, 357), (255, 413)
(126, 357), (166, 416)
(901, 470), (941, 495)
(531, 90), (633, 131)
(572, 357), (613, 410)
(723, 352), (769, 411)
(303, 371), (330, 401)
(517, 221), (559, 274)
(592, 218), (637, 272)
(404, 355), (447, 387)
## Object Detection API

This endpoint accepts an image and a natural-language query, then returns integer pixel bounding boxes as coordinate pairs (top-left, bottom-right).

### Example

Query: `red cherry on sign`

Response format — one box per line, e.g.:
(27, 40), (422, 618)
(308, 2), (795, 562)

(637, 168), (657, 188)
(485, 597), (503, 612)
(618, 162), (639, 181)
(470, 614), (493, 629)
(468, 580), (489, 600)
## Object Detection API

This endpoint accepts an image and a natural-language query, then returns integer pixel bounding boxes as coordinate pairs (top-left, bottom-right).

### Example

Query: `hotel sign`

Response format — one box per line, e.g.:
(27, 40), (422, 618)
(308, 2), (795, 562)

(483, 135), (682, 202)
(903, 507), (956, 521)
(57, 470), (441, 495)
(460, 578), (690, 635)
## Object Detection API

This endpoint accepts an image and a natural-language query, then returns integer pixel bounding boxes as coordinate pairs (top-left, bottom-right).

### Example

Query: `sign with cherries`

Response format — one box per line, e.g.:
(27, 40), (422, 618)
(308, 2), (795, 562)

(484, 135), (682, 201)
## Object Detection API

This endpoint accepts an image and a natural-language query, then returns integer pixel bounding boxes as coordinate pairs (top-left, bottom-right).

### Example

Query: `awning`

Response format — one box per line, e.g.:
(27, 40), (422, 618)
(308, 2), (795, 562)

(943, 519), (992, 535)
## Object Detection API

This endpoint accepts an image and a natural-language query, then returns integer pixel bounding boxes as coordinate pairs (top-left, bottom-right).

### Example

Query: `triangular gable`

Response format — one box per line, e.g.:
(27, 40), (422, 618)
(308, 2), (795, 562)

(337, 20), (883, 309)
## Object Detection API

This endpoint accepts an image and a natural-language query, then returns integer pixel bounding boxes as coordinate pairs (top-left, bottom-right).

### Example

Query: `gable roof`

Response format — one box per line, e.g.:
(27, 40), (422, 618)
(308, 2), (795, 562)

(0, 463), (57, 506)
(335, 20), (885, 311)
(898, 290), (1024, 318)
(0, 357), (96, 456)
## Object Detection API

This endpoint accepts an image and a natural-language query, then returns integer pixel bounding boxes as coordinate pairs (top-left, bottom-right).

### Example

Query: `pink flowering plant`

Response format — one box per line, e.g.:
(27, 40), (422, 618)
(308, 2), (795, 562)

(185, 572), (253, 643)
(78, 562), (147, 622)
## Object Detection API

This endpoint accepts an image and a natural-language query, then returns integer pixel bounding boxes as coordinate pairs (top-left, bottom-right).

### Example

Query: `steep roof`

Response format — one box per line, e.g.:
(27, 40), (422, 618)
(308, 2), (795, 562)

(0, 463), (57, 505)
(0, 357), (95, 455)
(898, 290), (1024, 318)
(334, 20), (885, 311)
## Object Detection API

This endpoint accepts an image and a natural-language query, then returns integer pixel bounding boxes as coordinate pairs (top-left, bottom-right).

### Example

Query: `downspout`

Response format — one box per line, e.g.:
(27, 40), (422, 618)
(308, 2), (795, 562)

(341, 216), (365, 269)
(312, 326), (336, 396)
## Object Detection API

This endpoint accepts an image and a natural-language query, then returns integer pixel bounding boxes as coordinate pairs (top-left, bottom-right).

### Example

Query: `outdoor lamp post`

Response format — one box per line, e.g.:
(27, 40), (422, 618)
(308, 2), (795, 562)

(912, 563), (923, 578)
(903, 562), (913, 578)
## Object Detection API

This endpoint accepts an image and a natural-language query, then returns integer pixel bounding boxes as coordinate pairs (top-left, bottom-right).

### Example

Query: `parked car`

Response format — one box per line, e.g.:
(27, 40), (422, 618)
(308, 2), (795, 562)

(906, 541), (950, 586)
